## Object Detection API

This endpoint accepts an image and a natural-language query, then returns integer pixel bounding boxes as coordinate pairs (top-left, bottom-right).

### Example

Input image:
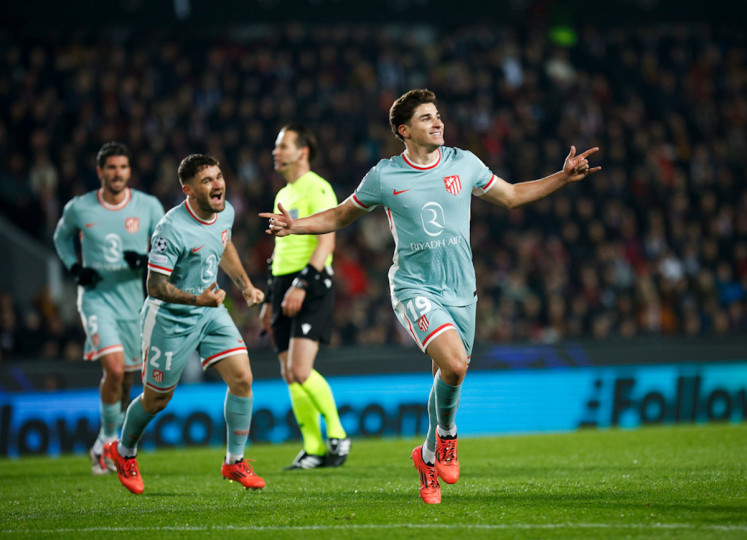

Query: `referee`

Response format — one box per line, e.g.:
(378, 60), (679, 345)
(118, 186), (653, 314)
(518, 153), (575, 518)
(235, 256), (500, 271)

(259, 124), (350, 469)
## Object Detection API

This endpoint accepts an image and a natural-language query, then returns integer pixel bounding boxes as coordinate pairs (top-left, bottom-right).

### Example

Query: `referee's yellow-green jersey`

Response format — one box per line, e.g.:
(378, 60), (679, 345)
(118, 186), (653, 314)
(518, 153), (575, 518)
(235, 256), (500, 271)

(271, 171), (338, 276)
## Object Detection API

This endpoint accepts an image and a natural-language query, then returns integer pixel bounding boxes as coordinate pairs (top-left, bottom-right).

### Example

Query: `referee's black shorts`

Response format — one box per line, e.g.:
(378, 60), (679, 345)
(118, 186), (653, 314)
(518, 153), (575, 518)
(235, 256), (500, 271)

(269, 267), (334, 353)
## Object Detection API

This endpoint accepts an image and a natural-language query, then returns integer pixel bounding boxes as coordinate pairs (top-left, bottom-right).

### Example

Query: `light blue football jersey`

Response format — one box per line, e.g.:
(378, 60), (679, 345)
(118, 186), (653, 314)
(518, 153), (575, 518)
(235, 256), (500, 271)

(351, 147), (497, 307)
(146, 199), (235, 333)
(53, 188), (165, 318)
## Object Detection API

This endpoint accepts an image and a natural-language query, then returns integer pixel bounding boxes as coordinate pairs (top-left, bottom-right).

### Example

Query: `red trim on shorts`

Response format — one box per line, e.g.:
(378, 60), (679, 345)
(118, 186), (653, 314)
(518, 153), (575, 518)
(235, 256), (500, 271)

(85, 344), (124, 361)
(145, 381), (178, 393)
(422, 323), (455, 348)
(404, 315), (421, 348)
(201, 347), (247, 368)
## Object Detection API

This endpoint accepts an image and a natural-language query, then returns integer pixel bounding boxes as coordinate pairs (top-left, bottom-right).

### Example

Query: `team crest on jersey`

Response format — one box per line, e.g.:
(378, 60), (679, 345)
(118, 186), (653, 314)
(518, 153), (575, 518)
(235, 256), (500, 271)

(443, 175), (462, 195)
(125, 217), (140, 234)
(417, 314), (430, 332)
(221, 230), (229, 247)
(153, 369), (164, 383)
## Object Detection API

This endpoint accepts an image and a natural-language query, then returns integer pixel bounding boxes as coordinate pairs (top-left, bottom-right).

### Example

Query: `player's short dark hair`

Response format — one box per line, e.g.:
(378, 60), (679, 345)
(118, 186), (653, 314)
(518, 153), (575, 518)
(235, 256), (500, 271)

(177, 154), (220, 185)
(282, 124), (318, 163)
(96, 142), (131, 168)
(389, 89), (437, 140)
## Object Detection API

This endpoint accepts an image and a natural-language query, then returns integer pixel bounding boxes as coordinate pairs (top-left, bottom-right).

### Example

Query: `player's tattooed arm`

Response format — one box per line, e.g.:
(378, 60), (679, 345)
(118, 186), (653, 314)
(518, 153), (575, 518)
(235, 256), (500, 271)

(147, 270), (199, 305)
(147, 271), (225, 307)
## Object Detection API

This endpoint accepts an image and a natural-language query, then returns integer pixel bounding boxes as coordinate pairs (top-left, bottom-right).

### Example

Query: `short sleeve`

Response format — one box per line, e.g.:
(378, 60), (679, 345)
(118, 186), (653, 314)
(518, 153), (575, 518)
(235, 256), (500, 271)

(350, 165), (382, 211)
(466, 151), (498, 196)
(148, 221), (180, 276)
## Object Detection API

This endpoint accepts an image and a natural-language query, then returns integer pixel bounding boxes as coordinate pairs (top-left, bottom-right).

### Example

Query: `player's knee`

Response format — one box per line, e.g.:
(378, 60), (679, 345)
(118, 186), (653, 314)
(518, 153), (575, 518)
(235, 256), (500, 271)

(442, 358), (468, 384)
(229, 370), (253, 396)
(288, 367), (310, 384)
(102, 365), (125, 386)
(142, 392), (171, 414)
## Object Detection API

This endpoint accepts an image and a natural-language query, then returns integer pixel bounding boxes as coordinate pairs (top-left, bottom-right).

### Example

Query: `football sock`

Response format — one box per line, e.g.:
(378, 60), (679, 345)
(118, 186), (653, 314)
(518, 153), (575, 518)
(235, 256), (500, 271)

(301, 370), (347, 440)
(289, 382), (326, 456)
(99, 401), (122, 441)
(424, 377), (438, 459)
(224, 391), (253, 458)
(421, 446), (435, 466)
(120, 395), (155, 456)
(435, 370), (461, 433)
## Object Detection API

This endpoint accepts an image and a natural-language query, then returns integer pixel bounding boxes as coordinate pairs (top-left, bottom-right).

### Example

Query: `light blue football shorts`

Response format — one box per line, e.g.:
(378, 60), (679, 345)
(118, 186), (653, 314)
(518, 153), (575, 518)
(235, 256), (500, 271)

(78, 303), (142, 372)
(140, 303), (247, 393)
(393, 293), (477, 361)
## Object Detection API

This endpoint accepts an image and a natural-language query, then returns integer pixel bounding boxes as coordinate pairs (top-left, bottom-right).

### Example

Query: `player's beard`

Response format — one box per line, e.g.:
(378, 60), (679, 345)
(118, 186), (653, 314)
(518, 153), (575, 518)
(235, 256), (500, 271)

(197, 192), (225, 213)
(103, 177), (127, 195)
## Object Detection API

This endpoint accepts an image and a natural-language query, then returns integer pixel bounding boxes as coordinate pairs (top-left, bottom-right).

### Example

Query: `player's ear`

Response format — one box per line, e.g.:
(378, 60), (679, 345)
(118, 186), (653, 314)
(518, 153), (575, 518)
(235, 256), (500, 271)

(397, 124), (409, 139)
(182, 183), (192, 196)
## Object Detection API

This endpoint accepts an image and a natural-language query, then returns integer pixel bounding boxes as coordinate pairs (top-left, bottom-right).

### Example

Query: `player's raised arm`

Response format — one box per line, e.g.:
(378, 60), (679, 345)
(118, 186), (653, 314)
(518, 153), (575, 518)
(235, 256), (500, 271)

(479, 146), (601, 209)
(260, 198), (367, 237)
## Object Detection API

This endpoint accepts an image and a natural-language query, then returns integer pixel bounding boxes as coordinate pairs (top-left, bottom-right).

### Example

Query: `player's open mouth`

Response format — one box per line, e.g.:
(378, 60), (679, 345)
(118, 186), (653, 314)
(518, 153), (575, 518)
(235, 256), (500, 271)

(210, 192), (223, 202)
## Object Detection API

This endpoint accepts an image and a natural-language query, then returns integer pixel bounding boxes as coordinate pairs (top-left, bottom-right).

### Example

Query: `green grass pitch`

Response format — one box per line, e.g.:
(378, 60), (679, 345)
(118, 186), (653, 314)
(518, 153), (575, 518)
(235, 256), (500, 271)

(1, 423), (745, 539)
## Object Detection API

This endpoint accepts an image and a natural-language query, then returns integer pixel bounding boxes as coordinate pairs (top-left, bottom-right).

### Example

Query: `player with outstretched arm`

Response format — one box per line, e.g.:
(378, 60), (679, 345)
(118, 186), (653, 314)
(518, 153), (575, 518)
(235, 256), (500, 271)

(261, 89), (601, 504)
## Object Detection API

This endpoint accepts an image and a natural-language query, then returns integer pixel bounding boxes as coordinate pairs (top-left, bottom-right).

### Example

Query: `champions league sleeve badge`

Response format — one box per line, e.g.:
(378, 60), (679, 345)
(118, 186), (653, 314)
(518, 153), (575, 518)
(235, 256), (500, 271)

(153, 236), (168, 253)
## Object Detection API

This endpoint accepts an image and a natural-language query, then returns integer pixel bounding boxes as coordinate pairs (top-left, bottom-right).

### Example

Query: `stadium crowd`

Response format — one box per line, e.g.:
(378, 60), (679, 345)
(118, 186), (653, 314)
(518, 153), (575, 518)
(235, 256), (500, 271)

(1, 20), (746, 361)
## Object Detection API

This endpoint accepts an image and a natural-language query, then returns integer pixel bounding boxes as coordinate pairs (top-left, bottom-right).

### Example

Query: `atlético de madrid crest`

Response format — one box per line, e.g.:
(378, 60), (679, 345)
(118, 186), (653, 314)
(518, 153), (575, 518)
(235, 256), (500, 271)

(125, 217), (140, 233)
(443, 175), (462, 195)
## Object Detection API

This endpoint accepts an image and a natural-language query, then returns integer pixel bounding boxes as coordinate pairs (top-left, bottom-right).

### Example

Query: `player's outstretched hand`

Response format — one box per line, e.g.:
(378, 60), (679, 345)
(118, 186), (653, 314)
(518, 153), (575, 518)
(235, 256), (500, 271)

(563, 146), (602, 183)
(242, 286), (265, 308)
(197, 282), (226, 307)
(259, 202), (294, 237)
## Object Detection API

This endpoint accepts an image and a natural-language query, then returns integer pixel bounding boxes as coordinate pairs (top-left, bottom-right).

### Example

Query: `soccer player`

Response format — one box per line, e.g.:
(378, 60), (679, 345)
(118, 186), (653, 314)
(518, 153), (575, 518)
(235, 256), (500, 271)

(106, 154), (266, 494)
(261, 89), (601, 504)
(53, 142), (164, 476)
(259, 124), (350, 470)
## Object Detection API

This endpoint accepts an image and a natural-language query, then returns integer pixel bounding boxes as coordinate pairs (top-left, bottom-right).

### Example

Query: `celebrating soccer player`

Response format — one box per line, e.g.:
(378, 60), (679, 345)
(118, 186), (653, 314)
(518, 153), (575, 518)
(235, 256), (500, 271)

(261, 89), (601, 504)
(106, 154), (266, 494)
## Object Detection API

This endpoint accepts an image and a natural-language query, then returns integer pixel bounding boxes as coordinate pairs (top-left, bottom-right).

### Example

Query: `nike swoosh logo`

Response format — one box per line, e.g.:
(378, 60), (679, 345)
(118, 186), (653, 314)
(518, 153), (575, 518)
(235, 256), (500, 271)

(393, 189), (410, 195)
(238, 339), (244, 344)
(192, 245), (205, 253)
(85, 223), (98, 228)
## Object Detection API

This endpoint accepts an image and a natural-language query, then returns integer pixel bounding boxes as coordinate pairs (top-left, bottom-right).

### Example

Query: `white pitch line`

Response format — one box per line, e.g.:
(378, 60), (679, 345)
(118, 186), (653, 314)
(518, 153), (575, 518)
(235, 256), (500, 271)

(3, 523), (747, 534)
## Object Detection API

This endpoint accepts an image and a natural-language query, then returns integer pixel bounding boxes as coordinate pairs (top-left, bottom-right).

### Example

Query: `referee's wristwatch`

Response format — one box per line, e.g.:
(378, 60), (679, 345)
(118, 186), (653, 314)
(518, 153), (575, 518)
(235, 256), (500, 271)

(291, 277), (308, 291)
